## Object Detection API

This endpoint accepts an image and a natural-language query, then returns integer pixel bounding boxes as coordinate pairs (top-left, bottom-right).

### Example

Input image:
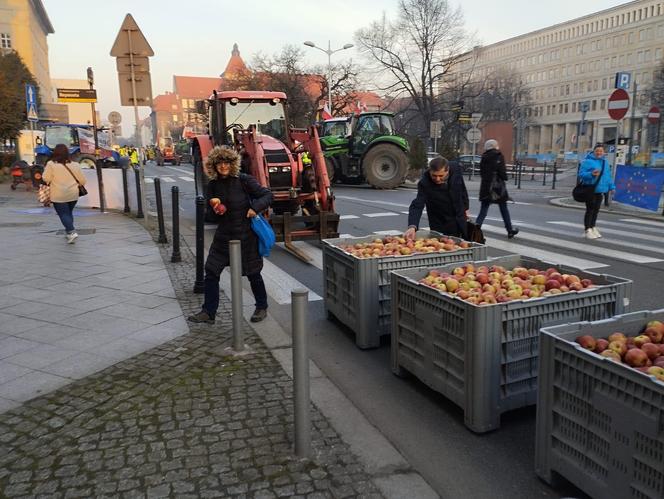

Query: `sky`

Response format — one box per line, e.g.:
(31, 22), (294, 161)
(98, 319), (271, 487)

(43, 0), (628, 136)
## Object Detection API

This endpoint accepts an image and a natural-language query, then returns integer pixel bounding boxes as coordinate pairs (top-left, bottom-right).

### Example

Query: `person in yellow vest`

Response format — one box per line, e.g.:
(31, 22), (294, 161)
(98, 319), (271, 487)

(129, 147), (139, 168)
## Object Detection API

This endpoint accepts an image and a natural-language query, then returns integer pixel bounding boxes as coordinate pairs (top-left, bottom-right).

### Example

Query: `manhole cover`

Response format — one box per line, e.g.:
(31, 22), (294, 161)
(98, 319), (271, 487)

(0, 222), (44, 228)
(55, 228), (96, 235)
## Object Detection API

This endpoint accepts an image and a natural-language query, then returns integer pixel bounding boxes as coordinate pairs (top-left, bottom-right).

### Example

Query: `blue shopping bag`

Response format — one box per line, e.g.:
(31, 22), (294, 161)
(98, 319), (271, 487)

(251, 214), (276, 257)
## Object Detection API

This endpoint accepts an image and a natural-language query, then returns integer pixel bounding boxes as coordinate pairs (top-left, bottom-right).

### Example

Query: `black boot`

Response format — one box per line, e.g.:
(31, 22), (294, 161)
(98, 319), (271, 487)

(507, 228), (519, 239)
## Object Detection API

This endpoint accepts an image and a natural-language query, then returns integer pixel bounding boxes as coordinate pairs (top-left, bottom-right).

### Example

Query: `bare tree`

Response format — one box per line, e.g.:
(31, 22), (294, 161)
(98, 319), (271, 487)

(648, 60), (664, 107)
(464, 67), (533, 122)
(355, 0), (470, 138)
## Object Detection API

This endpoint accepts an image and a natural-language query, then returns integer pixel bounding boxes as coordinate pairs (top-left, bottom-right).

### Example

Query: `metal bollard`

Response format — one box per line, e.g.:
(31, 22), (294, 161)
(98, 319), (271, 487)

(230, 240), (243, 352)
(551, 162), (557, 190)
(134, 168), (144, 219)
(292, 289), (310, 458)
(171, 186), (182, 262)
(514, 163), (518, 186)
(531, 167), (535, 181)
(193, 196), (205, 293)
(95, 159), (106, 213)
(121, 166), (130, 213)
(518, 162), (523, 190)
(154, 178), (168, 244)
(542, 162), (547, 186)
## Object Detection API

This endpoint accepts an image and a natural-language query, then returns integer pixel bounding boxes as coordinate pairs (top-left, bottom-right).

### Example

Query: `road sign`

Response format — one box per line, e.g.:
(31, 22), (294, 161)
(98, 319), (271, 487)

(470, 113), (482, 126)
(56, 88), (97, 103)
(110, 14), (154, 57)
(580, 101), (590, 113)
(25, 83), (38, 122)
(108, 111), (122, 125)
(458, 112), (472, 123)
(118, 72), (153, 106)
(648, 106), (661, 124)
(608, 88), (630, 120)
(429, 120), (442, 139)
(614, 72), (632, 90)
(466, 127), (481, 144)
(116, 56), (150, 73)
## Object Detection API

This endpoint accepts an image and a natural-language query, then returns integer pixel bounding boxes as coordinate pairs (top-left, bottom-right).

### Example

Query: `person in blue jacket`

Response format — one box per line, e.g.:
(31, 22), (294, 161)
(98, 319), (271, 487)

(578, 144), (615, 239)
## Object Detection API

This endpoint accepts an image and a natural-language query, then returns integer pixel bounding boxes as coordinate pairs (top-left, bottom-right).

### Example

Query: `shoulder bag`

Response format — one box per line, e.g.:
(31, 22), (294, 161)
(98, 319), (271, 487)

(466, 220), (486, 244)
(37, 184), (51, 206)
(572, 160), (605, 203)
(489, 172), (508, 202)
(240, 175), (276, 257)
(63, 163), (88, 197)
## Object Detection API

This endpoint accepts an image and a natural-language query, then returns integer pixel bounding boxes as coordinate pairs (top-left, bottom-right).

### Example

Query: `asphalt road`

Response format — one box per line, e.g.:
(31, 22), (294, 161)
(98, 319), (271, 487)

(141, 161), (664, 498)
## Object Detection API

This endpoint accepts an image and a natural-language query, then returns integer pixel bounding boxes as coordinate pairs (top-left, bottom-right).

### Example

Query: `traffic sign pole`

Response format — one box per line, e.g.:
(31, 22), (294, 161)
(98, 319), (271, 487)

(627, 82), (638, 166)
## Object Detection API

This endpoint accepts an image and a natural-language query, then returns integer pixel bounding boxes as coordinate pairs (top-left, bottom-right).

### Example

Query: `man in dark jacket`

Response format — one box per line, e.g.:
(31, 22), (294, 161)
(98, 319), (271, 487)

(405, 156), (469, 239)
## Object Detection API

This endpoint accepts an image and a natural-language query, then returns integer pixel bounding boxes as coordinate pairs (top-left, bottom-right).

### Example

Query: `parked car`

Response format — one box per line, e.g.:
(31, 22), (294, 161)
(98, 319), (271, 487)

(457, 154), (482, 173)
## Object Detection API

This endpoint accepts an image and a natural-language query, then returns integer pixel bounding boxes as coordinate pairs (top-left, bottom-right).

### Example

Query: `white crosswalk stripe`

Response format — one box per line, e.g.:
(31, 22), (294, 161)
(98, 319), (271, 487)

(593, 219), (664, 234)
(549, 221), (664, 244)
(340, 215), (360, 220)
(179, 176), (195, 182)
(481, 223), (661, 263)
(364, 212), (400, 217)
(161, 177), (176, 182)
(620, 218), (664, 228)
(165, 166), (194, 176)
(259, 259), (322, 304)
(145, 177), (154, 183)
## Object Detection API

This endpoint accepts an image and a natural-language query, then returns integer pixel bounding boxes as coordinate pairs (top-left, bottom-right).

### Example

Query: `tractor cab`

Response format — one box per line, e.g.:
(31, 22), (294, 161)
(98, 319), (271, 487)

(348, 112), (398, 156)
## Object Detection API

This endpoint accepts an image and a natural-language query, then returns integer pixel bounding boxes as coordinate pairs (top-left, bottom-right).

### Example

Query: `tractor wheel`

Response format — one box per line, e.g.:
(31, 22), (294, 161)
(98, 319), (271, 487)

(324, 157), (336, 183)
(77, 154), (97, 169)
(363, 144), (408, 189)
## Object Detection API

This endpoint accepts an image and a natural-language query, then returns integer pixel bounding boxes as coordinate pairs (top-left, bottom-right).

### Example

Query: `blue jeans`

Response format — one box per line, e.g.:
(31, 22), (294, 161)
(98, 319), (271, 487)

(202, 269), (268, 317)
(52, 201), (77, 233)
(475, 201), (513, 232)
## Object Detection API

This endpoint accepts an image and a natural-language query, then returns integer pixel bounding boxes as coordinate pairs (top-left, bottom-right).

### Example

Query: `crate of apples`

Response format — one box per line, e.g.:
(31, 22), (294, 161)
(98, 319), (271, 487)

(338, 235), (471, 259)
(575, 320), (664, 380)
(418, 263), (593, 305)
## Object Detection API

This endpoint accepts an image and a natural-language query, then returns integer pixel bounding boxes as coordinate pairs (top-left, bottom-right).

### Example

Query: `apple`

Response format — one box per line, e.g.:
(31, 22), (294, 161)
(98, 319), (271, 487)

(634, 335), (652, 347)
(654, 356), (664, 368)
(476, 273), (490, 285)
(581, 279), (593, 288)
(594, 338), (609, 353)
(608, 340), (628, 357)
(647, 366), (664, 381)
(600, 350), (622, 362)
(607, 332), (627, 344)
(641, 342), (660, 360)
(625, 348), (649, 367)
(545, 279), (561, 290)
(575, 335), (596, 351)
(445, 279), (459, 292)
(644, 326), (663, 344)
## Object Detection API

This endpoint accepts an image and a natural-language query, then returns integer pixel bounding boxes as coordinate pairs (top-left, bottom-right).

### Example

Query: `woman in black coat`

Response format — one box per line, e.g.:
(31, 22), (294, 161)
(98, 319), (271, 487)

(405, 156), (469, 239)
(475, 139), (519, 238)
(188, 146), (273, 324)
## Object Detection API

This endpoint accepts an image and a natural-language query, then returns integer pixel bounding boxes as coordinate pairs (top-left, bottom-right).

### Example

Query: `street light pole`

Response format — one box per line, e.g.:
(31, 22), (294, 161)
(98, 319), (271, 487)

(303, 40), (354, 116)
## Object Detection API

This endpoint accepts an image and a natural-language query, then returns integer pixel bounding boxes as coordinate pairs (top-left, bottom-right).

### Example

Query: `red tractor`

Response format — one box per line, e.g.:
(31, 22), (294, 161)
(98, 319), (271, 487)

(191, 90), (339, 260)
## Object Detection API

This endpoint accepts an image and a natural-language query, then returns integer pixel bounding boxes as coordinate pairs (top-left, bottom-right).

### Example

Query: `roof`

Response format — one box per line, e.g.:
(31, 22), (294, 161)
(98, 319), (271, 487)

(31, 0), (54, 34)
(213, 90), (288, 101)
(152, 92), (180, 113)
(173, 76), (222, 99)
(221, 43), (248, 78)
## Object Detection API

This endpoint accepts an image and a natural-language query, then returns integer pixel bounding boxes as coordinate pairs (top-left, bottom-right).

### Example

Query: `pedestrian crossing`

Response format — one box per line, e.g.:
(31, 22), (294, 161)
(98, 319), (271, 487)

(254, 216), (662, 303)
(145, 176), (194, 183)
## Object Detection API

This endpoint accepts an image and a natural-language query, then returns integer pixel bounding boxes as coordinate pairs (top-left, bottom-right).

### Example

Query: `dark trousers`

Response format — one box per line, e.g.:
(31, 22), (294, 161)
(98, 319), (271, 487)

(475, 201), (513, 232)
(52, 200), (77, 233)
(584, 193), (603, 229)
(202, 269), (268, 317)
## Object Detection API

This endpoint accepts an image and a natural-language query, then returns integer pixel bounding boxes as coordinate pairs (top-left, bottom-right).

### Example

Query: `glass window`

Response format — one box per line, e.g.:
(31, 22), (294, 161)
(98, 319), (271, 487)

(600, 99), (606, 110)
(656, 48), (663, 60)
(592, 100), (597, 111)
(0, 33), (10, 48)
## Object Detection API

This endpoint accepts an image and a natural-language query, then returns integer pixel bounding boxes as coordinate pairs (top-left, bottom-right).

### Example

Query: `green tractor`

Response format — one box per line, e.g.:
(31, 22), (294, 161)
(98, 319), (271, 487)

(319, 112), (409, 189)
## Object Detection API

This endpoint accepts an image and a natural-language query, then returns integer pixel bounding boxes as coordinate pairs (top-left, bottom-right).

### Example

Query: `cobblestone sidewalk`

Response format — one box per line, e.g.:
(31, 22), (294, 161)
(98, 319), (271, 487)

(0, 229), (382, 498)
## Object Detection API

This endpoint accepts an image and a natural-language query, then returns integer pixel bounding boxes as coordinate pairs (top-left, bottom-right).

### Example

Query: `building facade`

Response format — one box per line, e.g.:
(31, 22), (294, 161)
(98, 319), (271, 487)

(454, 0), (664, 159)
(0, 0), (67, 121)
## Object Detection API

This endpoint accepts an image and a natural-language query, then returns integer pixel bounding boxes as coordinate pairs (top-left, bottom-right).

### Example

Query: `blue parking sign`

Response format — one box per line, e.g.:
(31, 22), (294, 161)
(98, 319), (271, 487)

(25, 83), (39, 122)
(614, 72), (631, 90)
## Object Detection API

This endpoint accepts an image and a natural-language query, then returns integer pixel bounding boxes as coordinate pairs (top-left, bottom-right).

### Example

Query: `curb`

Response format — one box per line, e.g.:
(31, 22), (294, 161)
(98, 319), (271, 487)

(549, 197), (664, 221)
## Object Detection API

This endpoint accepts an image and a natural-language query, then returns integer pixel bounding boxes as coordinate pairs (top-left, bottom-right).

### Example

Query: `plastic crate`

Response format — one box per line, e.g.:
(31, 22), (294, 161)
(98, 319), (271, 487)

(390, 255), (632, 433)
(322, 231), (486, 349)
(535, 310), (664, 499)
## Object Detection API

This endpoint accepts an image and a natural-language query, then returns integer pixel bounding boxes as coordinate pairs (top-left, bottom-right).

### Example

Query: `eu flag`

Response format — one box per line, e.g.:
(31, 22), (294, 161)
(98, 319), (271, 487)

(614, 165), (664, 211)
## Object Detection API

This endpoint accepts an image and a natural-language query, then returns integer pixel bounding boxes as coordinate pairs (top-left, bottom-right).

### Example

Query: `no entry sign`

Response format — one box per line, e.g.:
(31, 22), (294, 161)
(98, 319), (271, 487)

(648, 106), (661, 124)
(608, 88), (630, 120)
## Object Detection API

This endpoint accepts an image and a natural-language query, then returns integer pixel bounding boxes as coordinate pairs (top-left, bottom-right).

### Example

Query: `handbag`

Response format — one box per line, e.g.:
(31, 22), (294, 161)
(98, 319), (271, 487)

(466, 220), (486, 244)
(37, 184), (51, 206)
(489, 172), (507, 202)
(572, 160), (605, 202)
(63, 163), (87, 197)
(251, 214), (276, 257)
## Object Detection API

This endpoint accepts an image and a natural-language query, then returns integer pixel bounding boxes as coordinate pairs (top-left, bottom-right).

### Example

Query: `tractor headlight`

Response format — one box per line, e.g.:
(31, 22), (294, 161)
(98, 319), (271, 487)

(281, 166), (291, 172)
(268, 167), (279, 173)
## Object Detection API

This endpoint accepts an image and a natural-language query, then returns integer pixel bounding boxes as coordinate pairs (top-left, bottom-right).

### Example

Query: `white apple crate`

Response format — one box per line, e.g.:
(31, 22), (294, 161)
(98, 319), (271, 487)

(536, 310), (664, 499)
(322, 230), (487, 349)
(390, 255), (632, 433)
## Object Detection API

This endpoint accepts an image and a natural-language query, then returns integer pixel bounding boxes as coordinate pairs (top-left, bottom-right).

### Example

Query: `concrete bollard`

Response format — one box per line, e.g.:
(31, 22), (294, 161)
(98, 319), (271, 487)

(193, 196), (205, 294)
(292, 289), (311, 458)
(154, 178), (168, 244)
(229, 240), (243, 352)
(171, 186), (182, 263)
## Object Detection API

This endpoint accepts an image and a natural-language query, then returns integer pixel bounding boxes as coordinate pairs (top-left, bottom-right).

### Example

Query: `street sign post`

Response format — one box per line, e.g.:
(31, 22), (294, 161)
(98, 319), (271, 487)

(608, 88), (629, 120)
(110, 14), (154, 147)
(56, 88), (98, 103)
(466, 127), (481, 180)
(25, 84), (38, 163)
(470, 113), (482, 127)
(429, 121), (442, 152)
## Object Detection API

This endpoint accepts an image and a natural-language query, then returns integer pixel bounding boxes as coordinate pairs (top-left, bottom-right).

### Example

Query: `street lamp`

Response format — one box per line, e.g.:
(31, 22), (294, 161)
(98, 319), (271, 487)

(303, 40), (354, 116)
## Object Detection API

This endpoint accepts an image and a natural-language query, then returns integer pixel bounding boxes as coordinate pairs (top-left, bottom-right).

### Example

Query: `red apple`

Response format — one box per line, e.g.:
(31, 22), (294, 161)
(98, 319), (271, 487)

(594, 338), (609, 353)
(653, 356), (664, 368)
(545, 279), (561, 291)
(607, 332), (627, 343)
(644, 326), (663, 344)
(580, 279), (593, 288)
(625, 348), (649, 367)
(575, 335), (596, 351)
(641, 342), (660, 360)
